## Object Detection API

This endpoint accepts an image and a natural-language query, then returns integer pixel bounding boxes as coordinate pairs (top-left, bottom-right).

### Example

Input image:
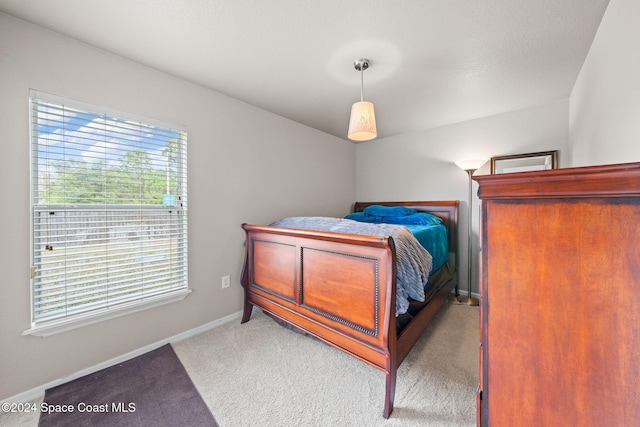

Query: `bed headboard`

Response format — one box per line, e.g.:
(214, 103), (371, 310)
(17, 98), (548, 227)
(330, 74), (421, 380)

(353, 200), (459, 266)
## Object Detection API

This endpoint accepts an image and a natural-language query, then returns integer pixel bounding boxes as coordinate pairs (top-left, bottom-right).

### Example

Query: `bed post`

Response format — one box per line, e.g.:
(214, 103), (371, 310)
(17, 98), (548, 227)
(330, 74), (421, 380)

(384, 363), (397, 418)
(384, 324), (397, 418)
(383, 238), (398, 418)
(240, 227), (253, 323)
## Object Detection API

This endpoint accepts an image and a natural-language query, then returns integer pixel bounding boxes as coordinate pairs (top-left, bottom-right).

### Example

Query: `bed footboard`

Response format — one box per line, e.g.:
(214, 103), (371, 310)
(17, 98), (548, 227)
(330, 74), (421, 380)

(241, 223), (399, 417)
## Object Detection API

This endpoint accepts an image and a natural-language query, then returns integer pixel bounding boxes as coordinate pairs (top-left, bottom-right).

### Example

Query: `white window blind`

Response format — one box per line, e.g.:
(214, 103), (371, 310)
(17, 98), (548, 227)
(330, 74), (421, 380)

(28, 91), (188, 333)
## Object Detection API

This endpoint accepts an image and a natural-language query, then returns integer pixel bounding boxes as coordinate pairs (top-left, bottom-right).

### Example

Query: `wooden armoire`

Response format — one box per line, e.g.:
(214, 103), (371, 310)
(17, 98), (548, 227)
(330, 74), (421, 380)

(473, 162), (640, 427)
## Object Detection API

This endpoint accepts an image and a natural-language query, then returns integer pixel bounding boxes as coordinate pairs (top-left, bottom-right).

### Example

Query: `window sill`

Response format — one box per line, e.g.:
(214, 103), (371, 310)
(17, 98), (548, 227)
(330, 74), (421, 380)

(22, 288), (192, 337)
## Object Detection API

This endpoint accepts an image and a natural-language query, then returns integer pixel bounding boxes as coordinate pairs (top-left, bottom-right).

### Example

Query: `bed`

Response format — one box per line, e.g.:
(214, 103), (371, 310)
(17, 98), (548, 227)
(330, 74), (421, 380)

(240, 201), (459, 418)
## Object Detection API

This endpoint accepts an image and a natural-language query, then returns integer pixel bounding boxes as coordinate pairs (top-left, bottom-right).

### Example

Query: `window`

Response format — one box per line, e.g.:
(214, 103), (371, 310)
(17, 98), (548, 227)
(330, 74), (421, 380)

(26, 90), (189, 336)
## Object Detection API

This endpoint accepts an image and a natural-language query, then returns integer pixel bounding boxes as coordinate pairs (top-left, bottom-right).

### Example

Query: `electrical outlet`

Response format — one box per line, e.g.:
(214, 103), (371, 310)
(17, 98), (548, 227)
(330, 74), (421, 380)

(221, 275), (230, 289)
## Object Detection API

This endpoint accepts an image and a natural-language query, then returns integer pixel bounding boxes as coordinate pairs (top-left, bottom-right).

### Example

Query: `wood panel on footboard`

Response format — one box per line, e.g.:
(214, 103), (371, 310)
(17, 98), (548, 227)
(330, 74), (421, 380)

(240, 201), (459, 418)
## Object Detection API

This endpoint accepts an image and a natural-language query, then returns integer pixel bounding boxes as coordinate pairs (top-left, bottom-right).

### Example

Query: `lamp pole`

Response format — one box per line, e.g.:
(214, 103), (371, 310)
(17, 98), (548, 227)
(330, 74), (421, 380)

(454, 159), (486, 306)
(461, 168), (479, 306)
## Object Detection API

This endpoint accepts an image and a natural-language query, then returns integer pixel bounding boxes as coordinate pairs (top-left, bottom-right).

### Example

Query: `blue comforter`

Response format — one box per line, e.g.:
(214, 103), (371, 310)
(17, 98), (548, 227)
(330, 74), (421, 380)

(269, 217), (433, 316)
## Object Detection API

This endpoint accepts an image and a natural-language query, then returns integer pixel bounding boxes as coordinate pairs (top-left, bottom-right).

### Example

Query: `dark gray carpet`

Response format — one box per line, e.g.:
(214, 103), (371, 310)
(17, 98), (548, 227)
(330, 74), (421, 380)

(38, 344), (218, 427)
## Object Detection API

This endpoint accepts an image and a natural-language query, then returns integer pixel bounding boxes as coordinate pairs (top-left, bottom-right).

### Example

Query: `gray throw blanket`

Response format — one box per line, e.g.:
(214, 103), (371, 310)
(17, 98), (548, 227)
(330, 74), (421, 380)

(270, 217), (433, 316)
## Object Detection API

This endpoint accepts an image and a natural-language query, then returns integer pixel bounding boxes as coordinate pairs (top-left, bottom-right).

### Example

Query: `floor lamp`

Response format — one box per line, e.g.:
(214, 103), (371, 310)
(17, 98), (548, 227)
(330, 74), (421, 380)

(455, 159), (486, 306)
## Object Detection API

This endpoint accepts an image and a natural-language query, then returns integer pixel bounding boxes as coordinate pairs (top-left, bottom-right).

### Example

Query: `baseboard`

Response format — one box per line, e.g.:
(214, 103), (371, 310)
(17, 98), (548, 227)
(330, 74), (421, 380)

(450, 287), (480, 300)
(1, 309), (244, 405)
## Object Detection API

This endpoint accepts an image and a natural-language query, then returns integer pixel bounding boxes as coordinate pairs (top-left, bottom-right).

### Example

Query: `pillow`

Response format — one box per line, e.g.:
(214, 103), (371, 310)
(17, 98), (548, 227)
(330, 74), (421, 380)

(346, 211), (442, 226)
(362, 205), (416, 217)
(344, 212), (381, 223)
(379, 212), (442, 226)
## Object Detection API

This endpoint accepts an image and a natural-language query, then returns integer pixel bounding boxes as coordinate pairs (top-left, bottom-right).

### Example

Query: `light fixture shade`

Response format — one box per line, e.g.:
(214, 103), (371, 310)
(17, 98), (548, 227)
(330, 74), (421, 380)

(455, 159), (487, 171)
(348, 101), (377, 141)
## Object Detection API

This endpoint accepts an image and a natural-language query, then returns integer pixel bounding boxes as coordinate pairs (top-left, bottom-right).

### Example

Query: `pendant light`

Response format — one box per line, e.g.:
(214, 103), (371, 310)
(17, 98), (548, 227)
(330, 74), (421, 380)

(348, 58), (377, 141)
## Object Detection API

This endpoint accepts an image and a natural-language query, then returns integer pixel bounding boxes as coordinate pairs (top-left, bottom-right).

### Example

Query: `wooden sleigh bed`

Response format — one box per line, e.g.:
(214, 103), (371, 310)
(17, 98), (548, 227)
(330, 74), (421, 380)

(240, 201), (459, 418)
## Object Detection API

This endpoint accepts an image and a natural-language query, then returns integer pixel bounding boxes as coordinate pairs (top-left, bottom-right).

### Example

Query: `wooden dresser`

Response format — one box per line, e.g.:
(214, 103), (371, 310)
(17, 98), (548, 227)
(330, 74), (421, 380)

(473, 162), (640, 427)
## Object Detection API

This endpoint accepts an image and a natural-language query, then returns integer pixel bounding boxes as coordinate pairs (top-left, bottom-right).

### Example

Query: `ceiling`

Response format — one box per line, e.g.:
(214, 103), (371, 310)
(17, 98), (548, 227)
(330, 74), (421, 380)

(0, 0), (610, 142)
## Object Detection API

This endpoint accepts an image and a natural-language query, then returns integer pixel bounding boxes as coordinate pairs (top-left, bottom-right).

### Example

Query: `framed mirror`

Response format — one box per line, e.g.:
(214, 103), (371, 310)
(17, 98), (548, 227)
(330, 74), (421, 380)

(491, 150), (558, 174)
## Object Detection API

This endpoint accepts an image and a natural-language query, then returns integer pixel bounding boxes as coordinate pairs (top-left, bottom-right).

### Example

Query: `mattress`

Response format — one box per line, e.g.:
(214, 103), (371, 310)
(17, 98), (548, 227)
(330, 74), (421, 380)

(404, 223), (448, 272)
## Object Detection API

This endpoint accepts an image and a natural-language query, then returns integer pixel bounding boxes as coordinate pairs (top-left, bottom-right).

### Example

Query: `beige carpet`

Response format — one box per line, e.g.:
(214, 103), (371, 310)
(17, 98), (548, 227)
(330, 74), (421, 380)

(174, 300), (479, 426)
(0, 300), (478, 427)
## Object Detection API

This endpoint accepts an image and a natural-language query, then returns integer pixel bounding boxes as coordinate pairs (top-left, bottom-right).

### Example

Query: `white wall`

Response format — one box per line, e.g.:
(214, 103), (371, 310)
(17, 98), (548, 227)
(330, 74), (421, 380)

(570, 0), (640, 166)
(0, 13), (355, 400)
(356, 100), (570, 294)
(357, 0), (640, 304)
